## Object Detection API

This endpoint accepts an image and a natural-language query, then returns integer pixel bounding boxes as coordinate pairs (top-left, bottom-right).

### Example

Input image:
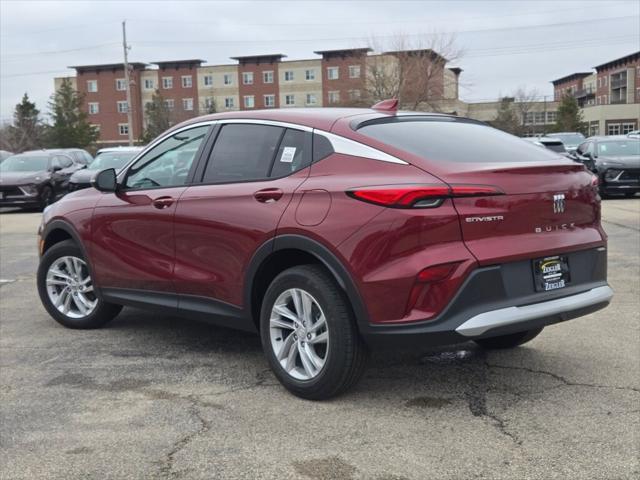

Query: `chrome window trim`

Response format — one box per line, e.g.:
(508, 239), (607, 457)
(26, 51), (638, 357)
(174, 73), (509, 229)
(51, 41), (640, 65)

(314, 130), (408, 165)
(215, 118), (312, 132)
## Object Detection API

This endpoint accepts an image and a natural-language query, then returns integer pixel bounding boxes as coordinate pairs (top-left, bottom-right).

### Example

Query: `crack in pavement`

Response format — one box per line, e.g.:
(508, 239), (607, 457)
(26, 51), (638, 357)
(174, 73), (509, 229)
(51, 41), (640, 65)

(486, 363), (640, 394)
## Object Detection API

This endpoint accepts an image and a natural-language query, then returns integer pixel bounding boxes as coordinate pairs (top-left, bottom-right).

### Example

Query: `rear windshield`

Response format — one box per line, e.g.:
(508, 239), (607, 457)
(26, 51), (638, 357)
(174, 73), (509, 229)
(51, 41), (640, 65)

(357, 118), (562, 163)
(548, 133), (585, 146)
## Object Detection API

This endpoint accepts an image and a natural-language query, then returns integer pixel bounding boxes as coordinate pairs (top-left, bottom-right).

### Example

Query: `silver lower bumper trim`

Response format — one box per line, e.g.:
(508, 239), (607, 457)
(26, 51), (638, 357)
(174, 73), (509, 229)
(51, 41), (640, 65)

(455, 285), (614, 337)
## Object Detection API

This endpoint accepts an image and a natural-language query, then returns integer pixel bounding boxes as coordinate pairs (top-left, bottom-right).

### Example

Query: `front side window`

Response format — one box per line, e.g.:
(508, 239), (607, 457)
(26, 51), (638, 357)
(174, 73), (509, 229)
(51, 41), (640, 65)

(125, 126), (210, 190)
(53, 155), (73, 169)
(202, 124), (283, 183)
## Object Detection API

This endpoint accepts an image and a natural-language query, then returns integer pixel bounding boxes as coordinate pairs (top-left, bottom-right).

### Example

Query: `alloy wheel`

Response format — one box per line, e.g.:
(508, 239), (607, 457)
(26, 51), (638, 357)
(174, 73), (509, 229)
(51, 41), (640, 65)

(46, 255), (97, 319)
(269, 288), (329, 381)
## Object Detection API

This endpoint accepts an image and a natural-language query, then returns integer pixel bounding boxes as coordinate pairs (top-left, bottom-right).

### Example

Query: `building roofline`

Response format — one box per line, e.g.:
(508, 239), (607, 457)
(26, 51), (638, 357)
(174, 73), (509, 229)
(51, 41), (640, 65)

(151, 59), (205, 69)
(593, 50), (640, 71)
(69, 62), (148, 72)
(550, 72), (593, 85)
(230, 54), (287, 64)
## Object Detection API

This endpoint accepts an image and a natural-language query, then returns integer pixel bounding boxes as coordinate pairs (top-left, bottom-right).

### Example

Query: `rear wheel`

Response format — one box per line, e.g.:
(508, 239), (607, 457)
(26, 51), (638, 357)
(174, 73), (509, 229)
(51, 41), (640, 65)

(474, 327), (543, 350)
(260, 265), (368, 400)
(37, 240), (122, 329)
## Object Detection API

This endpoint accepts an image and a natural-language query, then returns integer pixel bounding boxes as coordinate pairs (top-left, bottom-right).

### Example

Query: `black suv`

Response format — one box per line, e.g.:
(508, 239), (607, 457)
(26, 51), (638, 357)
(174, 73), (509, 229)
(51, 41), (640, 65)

(0, 150), (83, 209)
(572, 135), (640, 197)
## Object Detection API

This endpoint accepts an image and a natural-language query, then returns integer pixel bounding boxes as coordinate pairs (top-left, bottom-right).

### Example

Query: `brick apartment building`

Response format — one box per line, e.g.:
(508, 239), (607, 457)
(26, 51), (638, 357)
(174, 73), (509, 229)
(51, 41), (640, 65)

(551, 51), (640, 136)
(55, 47), (461, 146)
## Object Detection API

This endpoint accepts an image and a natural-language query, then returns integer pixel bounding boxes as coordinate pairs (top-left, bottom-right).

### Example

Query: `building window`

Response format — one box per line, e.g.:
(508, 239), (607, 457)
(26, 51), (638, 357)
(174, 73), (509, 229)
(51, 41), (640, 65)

(327, 67), (339, 80)
(203, 75), (213, 86)
(285, 94), (295, 106)
(604, 76), (608, 86)
(348, 65), (361, 78)
(263, 71), (274, 84)
(181, 76), (193, 88)
(589, 121), (599, 136)
(87, 80), (98, 93)
(162, 77), (173, 89)
(607, 123), (621, 136)
(223, 74), (233, 85)
(328, 91), (340, 104)
(118, 123), (129, 136)
(183, 98), (194, 111)
(117, 101), (128, 113)
(164, 99), (175, 110)
(305, 69), (316, 81)
(88, 102), (99, 114)
(203, 97), (215, 110)
(603, 94), (608, 104)
(242, 72), (254, 85)
(284, 71), (294, 81)
(622, 122), (636, 134)
(224, 97), (235, 109)
(115, 78), (127, 91)
(264, 94), (275, 107)
(546, 111), (557, 123)
(348, 89), (361, 100)
(244, 95), (255, 108)
(306, 93), (317, 105)
(144, 78), (154, 90)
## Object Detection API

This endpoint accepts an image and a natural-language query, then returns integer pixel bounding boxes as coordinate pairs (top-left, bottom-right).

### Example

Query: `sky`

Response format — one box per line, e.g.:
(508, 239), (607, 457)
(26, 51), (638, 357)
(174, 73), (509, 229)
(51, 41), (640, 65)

(1, 0), (639, 122)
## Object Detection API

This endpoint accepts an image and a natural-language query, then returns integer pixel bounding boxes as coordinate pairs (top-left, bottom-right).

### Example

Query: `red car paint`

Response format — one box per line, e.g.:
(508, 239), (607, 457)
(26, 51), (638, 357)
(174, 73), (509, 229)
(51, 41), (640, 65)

(40, 108), (606, 329)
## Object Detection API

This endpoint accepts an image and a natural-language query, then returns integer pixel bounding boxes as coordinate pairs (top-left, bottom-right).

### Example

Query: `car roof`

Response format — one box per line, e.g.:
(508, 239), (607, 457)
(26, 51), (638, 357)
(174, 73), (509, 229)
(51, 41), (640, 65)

(14, 149), (66, 157)
(173, 108), (458, 133)
(586, 135), (640, 141)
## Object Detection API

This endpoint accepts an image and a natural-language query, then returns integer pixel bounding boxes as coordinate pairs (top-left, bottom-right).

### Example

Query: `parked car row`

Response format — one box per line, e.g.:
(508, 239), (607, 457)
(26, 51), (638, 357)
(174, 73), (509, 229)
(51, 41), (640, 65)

(0, 147), (143, 210)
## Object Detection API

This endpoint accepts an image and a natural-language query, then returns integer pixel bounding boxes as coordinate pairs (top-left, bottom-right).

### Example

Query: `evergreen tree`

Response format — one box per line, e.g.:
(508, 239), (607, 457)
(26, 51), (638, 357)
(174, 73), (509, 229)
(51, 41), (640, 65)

(47, 79), (98, 148)
(0, 94), (47, 152)
(553, 94), (586, 133)
(491, 97), (521, 135)
(142, 90), (172, 143)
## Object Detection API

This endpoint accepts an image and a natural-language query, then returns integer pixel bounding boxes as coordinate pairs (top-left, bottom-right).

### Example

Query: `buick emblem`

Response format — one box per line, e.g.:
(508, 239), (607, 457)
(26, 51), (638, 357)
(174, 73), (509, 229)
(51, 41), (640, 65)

(553, 193), (566, 214)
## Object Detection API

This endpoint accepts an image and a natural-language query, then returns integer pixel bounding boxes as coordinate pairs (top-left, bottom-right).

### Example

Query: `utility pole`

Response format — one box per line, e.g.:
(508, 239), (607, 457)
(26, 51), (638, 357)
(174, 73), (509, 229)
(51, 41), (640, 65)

(122, 20), (134, 146)
(543, 95), (548, 135)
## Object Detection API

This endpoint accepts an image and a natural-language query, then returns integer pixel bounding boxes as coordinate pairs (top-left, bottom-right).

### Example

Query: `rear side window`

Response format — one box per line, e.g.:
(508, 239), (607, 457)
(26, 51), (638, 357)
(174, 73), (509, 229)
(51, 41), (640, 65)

(357, 118), (562, 163)
(270, 129), (310, 178)
(203, 124), (284, 183)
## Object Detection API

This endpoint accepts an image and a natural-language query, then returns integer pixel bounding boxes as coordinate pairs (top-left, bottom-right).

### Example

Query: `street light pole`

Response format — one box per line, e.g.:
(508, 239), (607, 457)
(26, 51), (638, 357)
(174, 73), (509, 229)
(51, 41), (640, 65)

(122, 20), (134, 146)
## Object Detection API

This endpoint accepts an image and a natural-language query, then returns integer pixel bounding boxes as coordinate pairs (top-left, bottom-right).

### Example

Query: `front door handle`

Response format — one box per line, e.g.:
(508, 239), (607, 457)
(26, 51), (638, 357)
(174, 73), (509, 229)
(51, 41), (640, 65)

(152, 196), (175, 209)
(254, 188), (283, 203)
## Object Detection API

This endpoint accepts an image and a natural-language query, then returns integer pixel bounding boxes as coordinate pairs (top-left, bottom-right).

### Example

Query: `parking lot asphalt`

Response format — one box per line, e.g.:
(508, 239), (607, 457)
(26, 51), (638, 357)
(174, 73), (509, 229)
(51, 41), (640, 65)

(0, 199), (639, 480)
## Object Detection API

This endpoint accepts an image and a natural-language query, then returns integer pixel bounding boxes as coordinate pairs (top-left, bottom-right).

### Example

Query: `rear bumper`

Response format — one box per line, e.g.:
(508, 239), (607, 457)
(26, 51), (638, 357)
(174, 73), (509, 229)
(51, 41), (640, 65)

(361, 247), (611, 349)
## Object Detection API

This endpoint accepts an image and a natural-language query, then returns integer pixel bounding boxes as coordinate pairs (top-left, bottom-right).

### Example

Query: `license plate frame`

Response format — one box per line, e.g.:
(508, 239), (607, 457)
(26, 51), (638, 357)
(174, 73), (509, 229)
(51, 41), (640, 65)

(533, 255), (571, 292)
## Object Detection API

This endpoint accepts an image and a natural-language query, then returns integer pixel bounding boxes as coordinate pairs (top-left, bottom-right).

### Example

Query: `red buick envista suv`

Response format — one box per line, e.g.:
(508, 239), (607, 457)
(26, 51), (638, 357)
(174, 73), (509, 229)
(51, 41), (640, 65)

(37, 104), (613, 399)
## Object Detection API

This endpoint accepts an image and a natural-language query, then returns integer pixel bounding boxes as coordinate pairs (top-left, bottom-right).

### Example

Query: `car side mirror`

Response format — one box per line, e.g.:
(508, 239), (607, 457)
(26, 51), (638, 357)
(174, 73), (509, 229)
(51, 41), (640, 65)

(92, 168), (118, 192)
(51, 164), (62, 172)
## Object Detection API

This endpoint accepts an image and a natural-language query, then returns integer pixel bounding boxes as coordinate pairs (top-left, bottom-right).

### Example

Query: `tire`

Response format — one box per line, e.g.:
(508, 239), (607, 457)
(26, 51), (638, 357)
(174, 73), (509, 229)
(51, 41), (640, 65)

(474, 327), (543, 350)
(39, 185), (55, 210)
(37, 240), (122, 329)
(260, 265), (368, 400)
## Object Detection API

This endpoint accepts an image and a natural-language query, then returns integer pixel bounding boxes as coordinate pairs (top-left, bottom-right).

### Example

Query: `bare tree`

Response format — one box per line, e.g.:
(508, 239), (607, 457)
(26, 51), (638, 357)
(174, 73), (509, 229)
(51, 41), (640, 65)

(512, 87), (541, 136)
(364, 32), (464, 111)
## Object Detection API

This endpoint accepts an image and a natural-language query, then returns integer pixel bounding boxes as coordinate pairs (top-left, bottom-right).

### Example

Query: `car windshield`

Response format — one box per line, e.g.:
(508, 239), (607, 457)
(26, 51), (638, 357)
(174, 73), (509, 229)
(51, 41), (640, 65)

(597, 140), (640, 156)
(90, 151), (139, 170)
(548, 133), (585, 146)
(0, 155), (49, 172)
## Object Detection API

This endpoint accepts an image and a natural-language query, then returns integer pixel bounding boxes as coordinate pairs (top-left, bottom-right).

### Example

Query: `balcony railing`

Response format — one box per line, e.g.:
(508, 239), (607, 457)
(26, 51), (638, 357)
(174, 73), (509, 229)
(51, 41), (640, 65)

(574, 88), (596, 98)
(611, 77), (627, 89)
(610, 97), (627, 105)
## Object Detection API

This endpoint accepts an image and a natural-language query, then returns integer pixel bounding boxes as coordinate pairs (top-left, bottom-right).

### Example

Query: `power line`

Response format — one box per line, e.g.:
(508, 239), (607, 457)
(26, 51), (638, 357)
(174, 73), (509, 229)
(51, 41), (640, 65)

(1, 43), (121, 60)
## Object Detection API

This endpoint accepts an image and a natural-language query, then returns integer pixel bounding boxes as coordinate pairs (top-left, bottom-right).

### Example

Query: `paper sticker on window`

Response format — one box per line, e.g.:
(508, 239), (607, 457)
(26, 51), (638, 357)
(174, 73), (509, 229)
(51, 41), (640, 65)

(280, 147), (296, 163)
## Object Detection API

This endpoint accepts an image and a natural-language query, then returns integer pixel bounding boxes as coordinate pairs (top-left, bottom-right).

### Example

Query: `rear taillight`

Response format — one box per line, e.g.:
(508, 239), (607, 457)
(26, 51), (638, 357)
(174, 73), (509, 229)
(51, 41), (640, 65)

(346, 184), (503, 208)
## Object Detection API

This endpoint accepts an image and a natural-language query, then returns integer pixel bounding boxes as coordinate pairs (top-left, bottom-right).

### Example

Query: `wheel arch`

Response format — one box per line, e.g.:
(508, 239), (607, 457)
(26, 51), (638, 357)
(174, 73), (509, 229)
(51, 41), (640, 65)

(245, 234), (369, 331)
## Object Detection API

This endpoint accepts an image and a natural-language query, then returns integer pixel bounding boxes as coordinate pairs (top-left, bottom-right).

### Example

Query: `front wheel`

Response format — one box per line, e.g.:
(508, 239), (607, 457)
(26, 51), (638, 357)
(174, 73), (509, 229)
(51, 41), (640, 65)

(260, 265), (368, 400)
(37, 240), (122, 329)
(39, 185), (55, 210)
(474, 327), (543, 350)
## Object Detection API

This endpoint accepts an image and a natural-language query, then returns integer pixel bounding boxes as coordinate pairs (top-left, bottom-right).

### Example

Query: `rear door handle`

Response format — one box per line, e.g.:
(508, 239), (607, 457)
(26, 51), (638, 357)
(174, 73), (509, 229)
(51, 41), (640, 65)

(152, 196), (175, 209)
(254, 188), (283, 203)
